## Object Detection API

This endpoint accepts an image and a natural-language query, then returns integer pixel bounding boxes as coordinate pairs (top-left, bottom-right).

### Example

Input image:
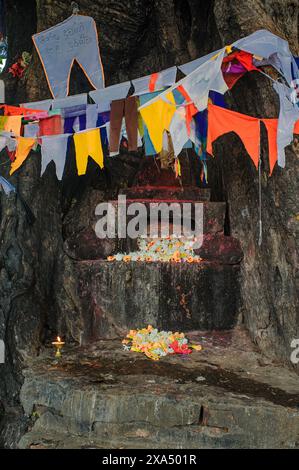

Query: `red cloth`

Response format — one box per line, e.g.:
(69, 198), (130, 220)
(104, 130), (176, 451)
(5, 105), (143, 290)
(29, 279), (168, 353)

(6, 149), (16, 162)
(38, 115), (62, 136)
(177, 84), (198, 135)
(149, 73), (159, 92)
(222, 50), (259, 89)
(261, 119), (278, 175)
(294, 119), (299, 134)
(0, 104), (44, 116)
(169, 340), (192, 355)
(222, 50), (259, 71)
(207, 103), (260, 168)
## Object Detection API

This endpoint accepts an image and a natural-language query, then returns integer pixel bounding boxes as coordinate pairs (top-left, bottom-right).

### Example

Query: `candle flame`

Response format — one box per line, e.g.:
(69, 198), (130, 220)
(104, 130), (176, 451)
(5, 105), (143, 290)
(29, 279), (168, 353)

(57, 336), (61, 342)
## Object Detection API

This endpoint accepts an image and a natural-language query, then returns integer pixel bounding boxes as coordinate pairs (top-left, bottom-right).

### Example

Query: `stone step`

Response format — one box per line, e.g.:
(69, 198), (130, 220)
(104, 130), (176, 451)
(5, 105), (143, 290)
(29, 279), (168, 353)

(120, 185), (211, 201)
(75, 260), (241, 342)
(110, 198), (226, 253)
(64, 202), (227, 260)
(17, 334), (299, 449)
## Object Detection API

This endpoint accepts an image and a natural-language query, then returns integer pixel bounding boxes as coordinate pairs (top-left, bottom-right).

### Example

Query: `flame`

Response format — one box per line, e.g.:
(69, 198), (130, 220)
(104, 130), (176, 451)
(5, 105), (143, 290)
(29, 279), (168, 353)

(57, 336), (61, 342)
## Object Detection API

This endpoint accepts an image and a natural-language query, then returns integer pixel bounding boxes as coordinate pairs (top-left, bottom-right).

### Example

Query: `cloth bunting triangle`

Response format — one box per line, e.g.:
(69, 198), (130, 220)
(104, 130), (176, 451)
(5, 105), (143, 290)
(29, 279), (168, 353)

(139, 92), (176, 153)
(273, 82), (299, 168)
(207, 103), (260, 168)
(40, 134), (71, 180)
(73, 128), (104, 175)
(261, 119), (278, 175)
(10, 137), (36, 175)
(176, 48), (228, 112)
(0, 176), (16, 195)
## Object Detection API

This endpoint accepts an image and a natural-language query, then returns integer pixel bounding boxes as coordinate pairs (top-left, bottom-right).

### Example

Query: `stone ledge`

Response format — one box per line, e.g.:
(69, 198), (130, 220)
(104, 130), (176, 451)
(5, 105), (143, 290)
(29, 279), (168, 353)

(75, 260), (241, 341)
(18, 332), (299, 449)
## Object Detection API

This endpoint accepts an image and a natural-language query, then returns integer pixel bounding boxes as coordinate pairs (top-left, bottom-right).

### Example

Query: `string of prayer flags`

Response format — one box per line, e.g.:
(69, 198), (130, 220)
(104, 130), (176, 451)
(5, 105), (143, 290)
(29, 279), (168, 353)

(10, 137), (36, 175)
(207, 103), (260, 168)
(73, 128), (104, 175)
(40, 134), (71, 180)
(33, 14), (105, 98)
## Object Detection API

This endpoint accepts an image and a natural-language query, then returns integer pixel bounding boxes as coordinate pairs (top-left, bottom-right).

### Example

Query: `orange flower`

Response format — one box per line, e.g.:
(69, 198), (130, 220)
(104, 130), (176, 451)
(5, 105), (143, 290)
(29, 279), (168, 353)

(146, 256), (153, 262)
(172, 250), (181, 262)
(107, 256), (116, 262)
(123, 255), (131, 263)
(187, 256), (194, 263)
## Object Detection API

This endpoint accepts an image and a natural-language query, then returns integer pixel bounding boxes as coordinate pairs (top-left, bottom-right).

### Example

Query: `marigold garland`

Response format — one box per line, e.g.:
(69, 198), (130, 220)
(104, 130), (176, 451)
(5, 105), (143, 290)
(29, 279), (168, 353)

(107, 237), (202, 263)
(122, 325), (202, 361)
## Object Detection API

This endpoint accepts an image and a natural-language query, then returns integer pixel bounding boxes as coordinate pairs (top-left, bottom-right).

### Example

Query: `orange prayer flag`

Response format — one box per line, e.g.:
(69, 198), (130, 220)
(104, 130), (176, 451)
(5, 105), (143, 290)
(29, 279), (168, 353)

(10, 137), (36, 175)
(262, 119), (278, 175)
(0, 104), (44, 116)
(207, 103), (260, 168)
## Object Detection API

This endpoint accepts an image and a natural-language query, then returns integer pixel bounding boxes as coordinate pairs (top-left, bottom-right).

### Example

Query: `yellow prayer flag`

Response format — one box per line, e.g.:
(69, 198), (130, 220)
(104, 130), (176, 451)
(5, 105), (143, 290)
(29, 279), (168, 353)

(73, 128), (104, 175)
(10, 137), (36, 175)
(139, 92), (176, 154)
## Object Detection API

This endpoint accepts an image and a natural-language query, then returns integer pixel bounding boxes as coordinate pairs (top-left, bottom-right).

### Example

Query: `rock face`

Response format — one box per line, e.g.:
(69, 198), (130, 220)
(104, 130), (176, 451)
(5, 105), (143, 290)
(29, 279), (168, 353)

(17, 333), (299, 449)
(0, 0), (298, 448)
(76, 261), (241, 342)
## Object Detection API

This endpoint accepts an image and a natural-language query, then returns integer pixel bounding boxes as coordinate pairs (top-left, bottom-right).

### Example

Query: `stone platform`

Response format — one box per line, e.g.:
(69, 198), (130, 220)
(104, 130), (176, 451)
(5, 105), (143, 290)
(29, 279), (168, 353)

(77, 260), (241, 342)
(120, 185), (211, 201)
(17, 328), (299, 449)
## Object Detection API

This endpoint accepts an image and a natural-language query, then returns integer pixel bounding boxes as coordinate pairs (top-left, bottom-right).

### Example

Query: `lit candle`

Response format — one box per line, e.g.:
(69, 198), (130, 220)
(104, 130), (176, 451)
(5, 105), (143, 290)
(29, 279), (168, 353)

(52, 336), (65, 358)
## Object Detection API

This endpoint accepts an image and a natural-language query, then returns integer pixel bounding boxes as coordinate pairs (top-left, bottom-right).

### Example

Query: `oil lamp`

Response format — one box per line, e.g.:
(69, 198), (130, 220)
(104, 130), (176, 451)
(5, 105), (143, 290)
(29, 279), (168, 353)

(52, 336), (65, 358)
